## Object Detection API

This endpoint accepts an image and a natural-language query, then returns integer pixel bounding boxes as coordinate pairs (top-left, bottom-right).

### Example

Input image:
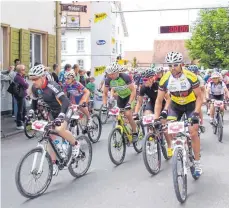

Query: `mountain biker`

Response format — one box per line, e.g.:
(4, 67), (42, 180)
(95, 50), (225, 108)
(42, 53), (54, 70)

(206, 72), (229, 124)
(28, 64), (80, 176)
(154, 52), (203, 177)
(103, 62), (138, 142)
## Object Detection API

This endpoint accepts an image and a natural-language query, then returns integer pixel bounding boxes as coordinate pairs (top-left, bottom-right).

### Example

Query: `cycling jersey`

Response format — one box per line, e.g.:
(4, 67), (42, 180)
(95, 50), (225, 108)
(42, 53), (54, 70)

(32, 80), (70, 116)
(63, 81), (85, 104)
(159, 69), (200, 105)
(197, 75), (205, 88)
(105, 73), (132, 99)
(207, 81), (226, 95)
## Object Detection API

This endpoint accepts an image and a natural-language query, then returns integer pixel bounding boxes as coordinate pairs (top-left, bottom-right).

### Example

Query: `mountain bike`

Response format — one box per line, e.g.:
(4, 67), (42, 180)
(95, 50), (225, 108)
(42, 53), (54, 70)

(211, 100), (224, 142)
(70, 104), (102, 143)
(107, 107), (145, 166)
(170, 120), (200, 203)
(139, 95), (149, 118)
(141, 114), (169, 175)
(15, 119), (92, 199)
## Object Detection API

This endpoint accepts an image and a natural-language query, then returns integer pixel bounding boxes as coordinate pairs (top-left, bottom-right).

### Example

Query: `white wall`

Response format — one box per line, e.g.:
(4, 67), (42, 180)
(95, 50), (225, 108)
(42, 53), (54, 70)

(115, 10), (125, 57)
(1, 1), (56, 35)
(61, 29), (91, 71)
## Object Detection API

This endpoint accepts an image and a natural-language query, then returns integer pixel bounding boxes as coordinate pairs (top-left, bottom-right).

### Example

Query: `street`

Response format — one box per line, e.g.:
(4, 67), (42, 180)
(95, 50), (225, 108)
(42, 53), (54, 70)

(2, 110), (229, 208)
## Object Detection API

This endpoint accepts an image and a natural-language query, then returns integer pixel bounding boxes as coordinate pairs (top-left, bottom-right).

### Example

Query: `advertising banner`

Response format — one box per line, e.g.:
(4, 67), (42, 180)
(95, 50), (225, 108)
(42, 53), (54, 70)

(94, 13), (107, 23)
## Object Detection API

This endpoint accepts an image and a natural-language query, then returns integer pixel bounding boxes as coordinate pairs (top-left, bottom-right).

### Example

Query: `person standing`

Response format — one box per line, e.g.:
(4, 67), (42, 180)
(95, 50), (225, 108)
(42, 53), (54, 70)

(52, 64), (59, 83)
(73, 64), (80, 82)
(58, 64), (71, 86)
(14, 64), (29, 130)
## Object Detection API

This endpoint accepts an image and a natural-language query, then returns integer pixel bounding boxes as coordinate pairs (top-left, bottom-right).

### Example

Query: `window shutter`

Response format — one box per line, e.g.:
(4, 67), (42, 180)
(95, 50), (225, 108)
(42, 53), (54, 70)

(48, 34), (56, 67)
(20, 29), (30, 72)
(10, 28), (20, 66)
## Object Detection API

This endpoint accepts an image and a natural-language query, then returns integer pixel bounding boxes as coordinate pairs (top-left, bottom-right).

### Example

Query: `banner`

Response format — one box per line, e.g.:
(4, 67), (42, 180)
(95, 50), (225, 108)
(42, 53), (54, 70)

(118, 60), (128, 65)
(94, 13), (107, 23)
(111, 37), (115, 44)
(67, 15), (80, 27)
(94, 66), (106, 77)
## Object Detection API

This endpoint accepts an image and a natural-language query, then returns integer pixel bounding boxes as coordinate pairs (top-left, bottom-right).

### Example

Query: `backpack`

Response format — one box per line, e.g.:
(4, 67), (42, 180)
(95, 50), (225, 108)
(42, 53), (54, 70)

(7, 82), (24, 98)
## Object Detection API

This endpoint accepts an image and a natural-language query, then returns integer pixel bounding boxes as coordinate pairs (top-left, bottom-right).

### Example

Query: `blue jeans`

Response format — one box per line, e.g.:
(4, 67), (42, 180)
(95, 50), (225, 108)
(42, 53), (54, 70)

(13, 97), (18, 117)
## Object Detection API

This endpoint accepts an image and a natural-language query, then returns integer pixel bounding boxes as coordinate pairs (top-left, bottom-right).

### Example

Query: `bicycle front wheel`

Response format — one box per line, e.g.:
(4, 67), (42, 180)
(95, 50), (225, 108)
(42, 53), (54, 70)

(217, 113), (223, 142)
(133, 121), (145, 153)
(99, 105), (109, 124)
(142, 133), (161, 175)
(15, 148), (53, 199)
(88, 114), (102, 143)
(172, 147), (187, 203)
(108, 128), (126, 165)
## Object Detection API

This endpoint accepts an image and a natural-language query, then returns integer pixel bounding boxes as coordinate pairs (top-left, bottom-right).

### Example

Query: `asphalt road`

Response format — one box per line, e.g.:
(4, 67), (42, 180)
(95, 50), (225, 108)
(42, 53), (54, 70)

(2, 110), (229, 208)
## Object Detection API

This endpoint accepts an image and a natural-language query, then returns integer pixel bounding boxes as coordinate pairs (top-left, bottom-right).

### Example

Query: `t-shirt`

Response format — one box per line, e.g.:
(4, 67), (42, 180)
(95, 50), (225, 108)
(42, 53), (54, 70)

(207, 81), (226, 95)
(86, 82), (95, 98)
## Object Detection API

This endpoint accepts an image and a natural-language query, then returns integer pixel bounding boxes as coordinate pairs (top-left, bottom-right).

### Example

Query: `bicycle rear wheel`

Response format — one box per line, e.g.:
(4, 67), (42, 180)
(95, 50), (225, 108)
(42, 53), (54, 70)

(99, 105), (109, 124)
(108, 128), (126, 165)
(24, 118), (36, 139)
(15, 148), (53, 199)
(142, 134), (161, 175)
(172, 147), (187, 203)
(88, 114), (102, 143)
(217, 113), (223, 142)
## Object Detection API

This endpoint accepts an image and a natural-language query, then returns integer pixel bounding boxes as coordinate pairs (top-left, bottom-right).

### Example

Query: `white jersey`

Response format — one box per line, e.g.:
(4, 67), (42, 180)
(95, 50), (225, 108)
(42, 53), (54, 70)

(207, 81), (226, 95)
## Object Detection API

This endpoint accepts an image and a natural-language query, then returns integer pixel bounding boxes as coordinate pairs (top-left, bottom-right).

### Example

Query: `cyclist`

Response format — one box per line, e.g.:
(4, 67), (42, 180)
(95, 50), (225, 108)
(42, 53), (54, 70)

(221, 70), (229, 89)
(188, 65), (206, 132)
(203, 69), (213, 83)
(134, 68), (173, 157)
(154, 52), (203, 177)
(63, 70), (92, 125)
(28, 64), (80, 176)
(103, 62), (138, 142)
(153, 66), (164, 83)
(206, 72), (229, 124)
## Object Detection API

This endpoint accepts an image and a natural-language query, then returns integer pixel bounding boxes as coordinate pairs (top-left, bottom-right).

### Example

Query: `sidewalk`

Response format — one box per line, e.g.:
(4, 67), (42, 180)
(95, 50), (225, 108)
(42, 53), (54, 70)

(1, 115), (23, 138)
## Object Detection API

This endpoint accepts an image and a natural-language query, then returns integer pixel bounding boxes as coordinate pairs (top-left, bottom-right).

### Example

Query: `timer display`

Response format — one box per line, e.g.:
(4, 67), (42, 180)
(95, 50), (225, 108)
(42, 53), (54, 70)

(160, 25), (189, 33)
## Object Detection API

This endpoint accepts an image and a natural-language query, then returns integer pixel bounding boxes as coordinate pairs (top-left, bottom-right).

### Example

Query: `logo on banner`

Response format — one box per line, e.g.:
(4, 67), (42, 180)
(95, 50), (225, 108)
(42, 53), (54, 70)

(96, 40), (106, 45)
(111, 37), (115, 44)
(94, 66), (106, 77)
(94, 13), (107, 23)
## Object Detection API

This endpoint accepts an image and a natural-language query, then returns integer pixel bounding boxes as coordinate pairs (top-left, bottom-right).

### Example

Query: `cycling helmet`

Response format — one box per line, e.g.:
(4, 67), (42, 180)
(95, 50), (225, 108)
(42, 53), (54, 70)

(165, 52), (183, 63)
(213, 68), (220, 72)
(29, 64), (45, 77)
(154, 66), (164, 74)
(64, 70), (75, 78)
(105, 62), (120, 74)
(188, 65), (199, 74)
(142, 68), (155, 78)
(211, 72), (221, 78)
(221, 70), (228, 76)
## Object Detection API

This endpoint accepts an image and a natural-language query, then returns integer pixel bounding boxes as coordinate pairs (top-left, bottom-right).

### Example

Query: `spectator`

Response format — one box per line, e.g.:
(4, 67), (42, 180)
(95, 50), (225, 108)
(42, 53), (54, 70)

(52, 64), (59, 83)
(14, 59), (20, 67)
(14, 64), (29, 130)
(79, 69), (86, 86)
(86, 71), (91, 84)
(73, 64), (80, 81)
(58, 64), (71, 86)
(86, 77), (95, 98)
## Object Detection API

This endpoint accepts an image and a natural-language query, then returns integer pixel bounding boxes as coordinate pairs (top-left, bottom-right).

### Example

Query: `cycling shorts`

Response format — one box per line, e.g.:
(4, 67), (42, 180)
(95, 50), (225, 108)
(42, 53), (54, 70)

(210, 94), (224, 101)
(75, 94), (84, 105)
(144, 102), (155, 113)
(117, 96), (129, 109)
(167, 101), (195, 121)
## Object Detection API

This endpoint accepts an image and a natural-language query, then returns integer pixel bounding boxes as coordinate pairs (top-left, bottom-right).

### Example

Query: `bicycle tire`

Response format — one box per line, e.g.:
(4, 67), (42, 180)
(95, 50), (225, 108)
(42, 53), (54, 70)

(88, 114), (102, 143)
(15, 147), (53, 199)
(142, 133), (161, 175)
(217, 113), (223, 142)
(133, 121), (145, 153)
(68, 135), (92, 178)
(99, 105), (109, 124)
(108, 128), (126, 165)
(161, 139), (169, 161)
(172, 147), (187, 203)
(24, 119), (36, 139)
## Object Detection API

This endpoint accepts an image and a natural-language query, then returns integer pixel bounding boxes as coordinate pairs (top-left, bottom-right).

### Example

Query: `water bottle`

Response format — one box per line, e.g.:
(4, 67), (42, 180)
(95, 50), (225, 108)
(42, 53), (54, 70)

(54, 137), (65, 158)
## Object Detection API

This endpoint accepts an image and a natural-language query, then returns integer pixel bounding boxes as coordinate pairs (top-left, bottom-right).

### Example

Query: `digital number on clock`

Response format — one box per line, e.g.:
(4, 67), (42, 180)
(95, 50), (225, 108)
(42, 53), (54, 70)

(160, 25), (189, 34)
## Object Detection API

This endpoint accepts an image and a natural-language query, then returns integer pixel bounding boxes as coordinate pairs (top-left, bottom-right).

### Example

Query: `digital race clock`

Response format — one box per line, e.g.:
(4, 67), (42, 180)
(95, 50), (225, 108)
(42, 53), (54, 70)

(160, 25), (189, 33)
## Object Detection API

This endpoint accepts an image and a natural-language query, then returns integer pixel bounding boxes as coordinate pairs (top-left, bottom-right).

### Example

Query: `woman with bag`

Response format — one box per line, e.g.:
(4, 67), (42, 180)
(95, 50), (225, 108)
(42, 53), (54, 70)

(14, 65), (29, 130)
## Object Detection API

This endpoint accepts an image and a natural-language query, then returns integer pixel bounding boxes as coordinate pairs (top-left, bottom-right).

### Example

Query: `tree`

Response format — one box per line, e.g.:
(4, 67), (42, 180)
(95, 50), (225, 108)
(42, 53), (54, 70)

(186, 8), (229, 68)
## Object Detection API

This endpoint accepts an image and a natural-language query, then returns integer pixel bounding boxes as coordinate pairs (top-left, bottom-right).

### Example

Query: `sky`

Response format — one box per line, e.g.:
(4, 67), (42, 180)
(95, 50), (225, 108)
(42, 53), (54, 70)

(121, 0), (229, 51)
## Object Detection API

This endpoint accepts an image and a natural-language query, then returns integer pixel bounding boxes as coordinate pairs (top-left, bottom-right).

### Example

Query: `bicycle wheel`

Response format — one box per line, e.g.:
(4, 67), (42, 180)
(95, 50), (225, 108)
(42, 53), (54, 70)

(24, 118), (36, 139)
(172, 147), (187, 203)
(88, 114), (102, 143)
(108, 128), (126, 165)
(78, 111), (88, 134)
(15, 148), (53, 199)
(133, 121), (145, 153)
(142, 134), (161, 175)
(99, 105), (109, 124)
(160, 135), (169, 160)
(68, 135), (92, 178)
(217, 113), (223, 142)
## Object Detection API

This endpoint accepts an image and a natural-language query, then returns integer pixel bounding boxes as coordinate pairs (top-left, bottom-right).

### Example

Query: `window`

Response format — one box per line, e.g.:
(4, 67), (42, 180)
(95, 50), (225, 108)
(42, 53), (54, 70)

(77, 59), (84, 69)
(61, 40), (67, 51)
(30, 33), (42, 67)
(77, 39), (84, 52)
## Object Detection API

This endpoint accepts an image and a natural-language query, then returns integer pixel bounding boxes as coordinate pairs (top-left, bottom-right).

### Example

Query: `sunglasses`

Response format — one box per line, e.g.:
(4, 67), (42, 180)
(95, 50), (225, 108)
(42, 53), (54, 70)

(142, 78), (150, 82)
(31, 77), (40, 81)
(168, 64), (179, 68)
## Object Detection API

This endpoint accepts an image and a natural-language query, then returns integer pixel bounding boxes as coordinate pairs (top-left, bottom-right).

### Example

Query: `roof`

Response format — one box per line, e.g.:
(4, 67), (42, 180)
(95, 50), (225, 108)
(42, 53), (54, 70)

(124, 51), (154, 64)
(153, 40), (191, 64)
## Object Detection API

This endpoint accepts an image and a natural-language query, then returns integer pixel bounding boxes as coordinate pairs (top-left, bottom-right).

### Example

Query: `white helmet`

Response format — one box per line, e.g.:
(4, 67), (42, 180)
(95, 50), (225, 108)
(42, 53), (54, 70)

(155, 66), (164, 73)
(64, 70), (75, 78)
(211, 72), (221, 78)
(165, 52), (183, 63)
(221, 70), (228, 76)
(29, 64), (45, 77)
(106, 62), (120, 74)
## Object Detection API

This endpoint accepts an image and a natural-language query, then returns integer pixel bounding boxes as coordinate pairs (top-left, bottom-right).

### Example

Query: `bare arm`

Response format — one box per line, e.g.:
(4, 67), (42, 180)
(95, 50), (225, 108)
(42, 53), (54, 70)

(206, 86), (210, 100)
(193, 87), (203, 113)
(154, 90), (166, 119)
(163, 93), (171, 111)
(128, 83), (136, 104)
(79, 88), (90, 104)
(103, 86), (109, 105)
(134, 96), (143, 114)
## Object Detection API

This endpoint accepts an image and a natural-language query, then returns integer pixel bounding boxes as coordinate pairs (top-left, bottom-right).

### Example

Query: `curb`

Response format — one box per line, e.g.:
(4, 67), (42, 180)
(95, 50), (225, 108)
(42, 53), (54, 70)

(1, 129), (23, 139)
